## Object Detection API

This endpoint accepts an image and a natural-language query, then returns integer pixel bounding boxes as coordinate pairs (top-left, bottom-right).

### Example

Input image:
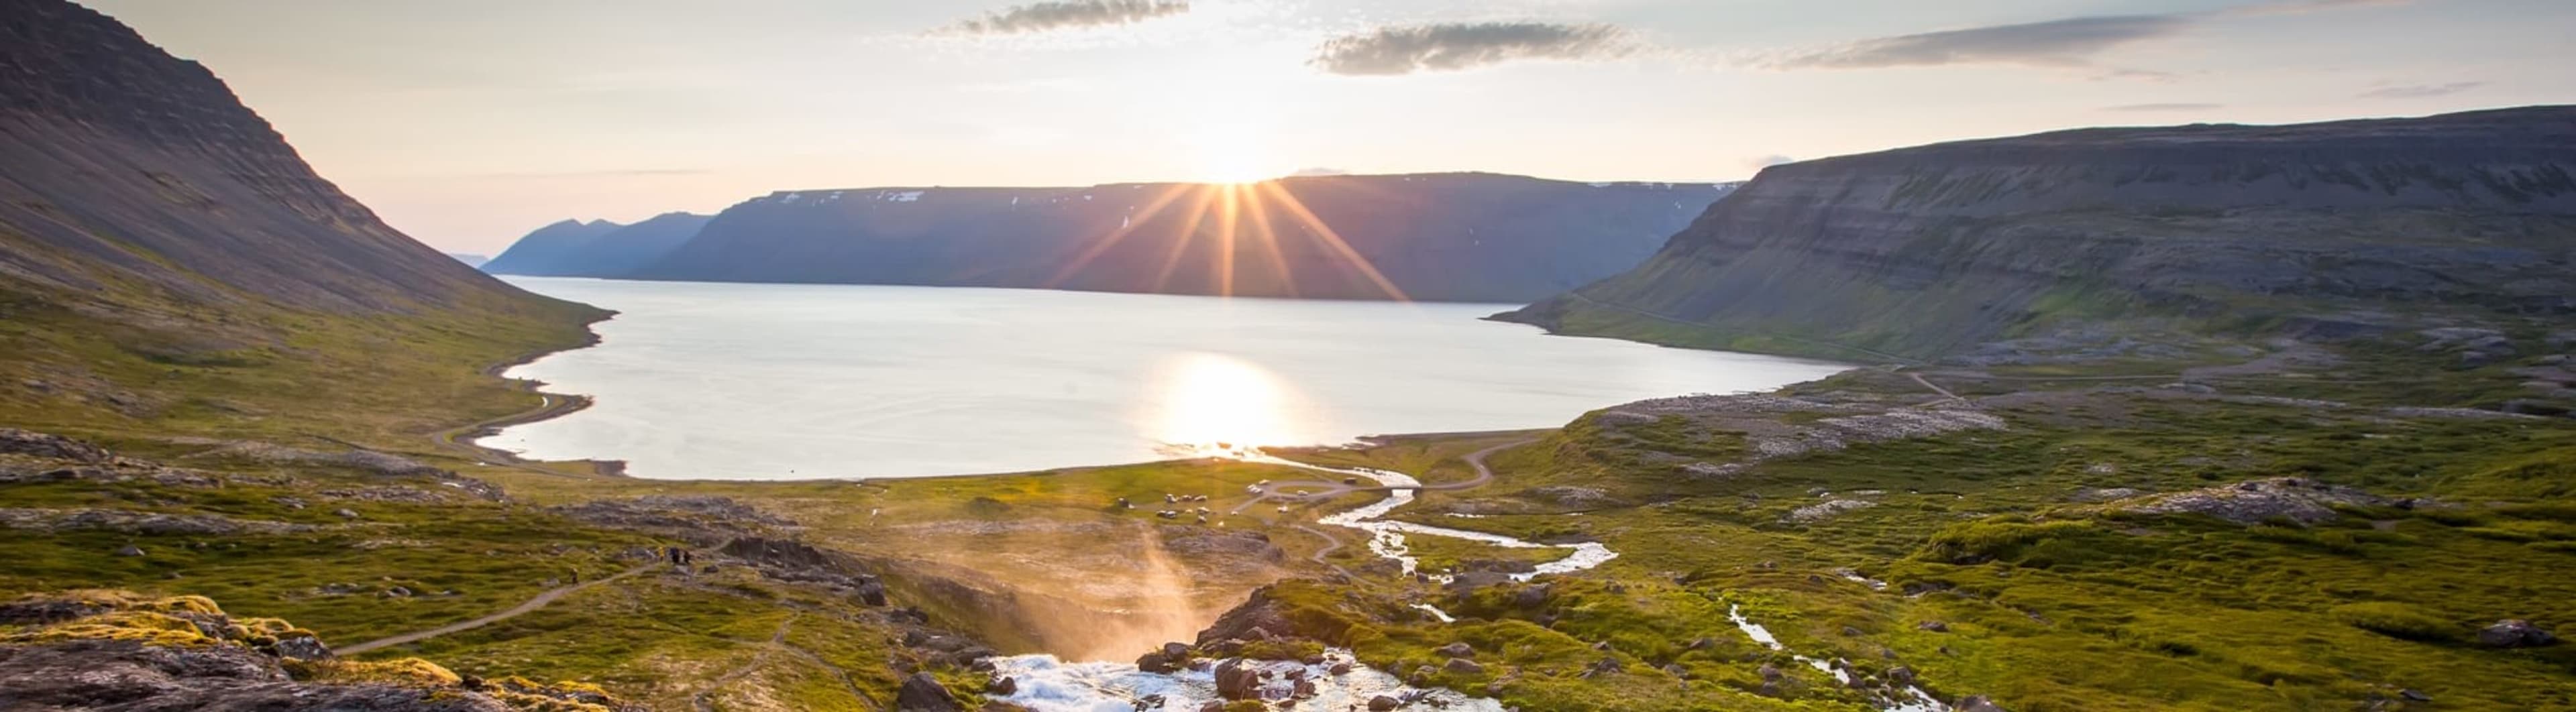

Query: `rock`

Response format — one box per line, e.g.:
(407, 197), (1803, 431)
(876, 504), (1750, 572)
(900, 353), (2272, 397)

(1888, 666), (1915, 686)
(1956, 695), (2007, 712)
(1435, 642), (1474, 659)
(1444, 658), (1484, 674)
(1758, 663), (1782, 680)
(2400, 689), (2432, 702)
(333, 508), (360, 519)
(1917, 621), (1950, 633)
(2116, 477), (2392, 525)
(895, 671), (961, 711)
(1293, 678), (1317, 697)
(1511, 583), (1551, 609)
(1163, 642), (1191, 658)
(1330, 661), (1352, 676)
(2476, 619), (2559, 648)
(988, 675), (1016, 696)
(113, 544), (144, 557)
(1197, 587), (1297, 647)
(1684, 637), (1715, 651)
(1841, 626), (1865, 637)
(1136, 650), (1181, 674)
(855, 578), (888, 607)
(1368, 695), (1402, 711)
(1199, 703), (1226, 712)
(1213, 658), (1261, 701)
(382, 586), (411, 598)
(0, 428), (111, 463)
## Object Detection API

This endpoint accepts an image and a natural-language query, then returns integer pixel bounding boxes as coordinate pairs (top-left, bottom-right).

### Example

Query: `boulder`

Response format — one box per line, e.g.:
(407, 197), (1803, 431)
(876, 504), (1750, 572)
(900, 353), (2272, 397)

(113, 544), (144, 557)
(987, 675), (1016, 696)
(1917, 621), (1950, 633)
(1136, 650), (1181, 674)
(1434, 642), (1474, 659)
(1957, 695), (2007, 712)
(1368, 695), (1401, 711)
(855, 578), (888, 607)
(2477, 619), (2559, 648)
(1213, 658), (1262, 701)
(1443, 658), (1484, 674)
(894, 672), (961, 711)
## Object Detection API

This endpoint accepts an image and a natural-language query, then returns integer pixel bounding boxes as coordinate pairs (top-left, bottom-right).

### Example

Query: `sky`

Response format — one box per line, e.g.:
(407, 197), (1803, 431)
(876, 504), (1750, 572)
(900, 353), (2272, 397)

(86, 0), (2576, 254)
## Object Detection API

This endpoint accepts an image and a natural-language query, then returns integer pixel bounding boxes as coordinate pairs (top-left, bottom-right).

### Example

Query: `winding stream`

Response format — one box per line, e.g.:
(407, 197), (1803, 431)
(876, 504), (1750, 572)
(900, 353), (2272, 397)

(986, 449), (1943, 712)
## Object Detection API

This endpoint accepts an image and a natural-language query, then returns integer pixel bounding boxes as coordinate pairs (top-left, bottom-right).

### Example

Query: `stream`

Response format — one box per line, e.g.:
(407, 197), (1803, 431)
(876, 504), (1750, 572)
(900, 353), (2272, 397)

(984, 449), (1945, 712)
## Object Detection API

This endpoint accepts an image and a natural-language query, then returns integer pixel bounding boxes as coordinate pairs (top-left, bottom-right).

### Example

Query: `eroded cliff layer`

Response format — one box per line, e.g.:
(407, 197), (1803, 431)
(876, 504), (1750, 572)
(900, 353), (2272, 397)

(1499, 107), (2576, 359)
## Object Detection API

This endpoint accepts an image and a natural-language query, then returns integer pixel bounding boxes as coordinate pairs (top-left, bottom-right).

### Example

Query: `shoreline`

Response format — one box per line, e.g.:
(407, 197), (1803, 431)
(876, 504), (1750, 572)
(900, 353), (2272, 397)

(429, 319), (631, 477)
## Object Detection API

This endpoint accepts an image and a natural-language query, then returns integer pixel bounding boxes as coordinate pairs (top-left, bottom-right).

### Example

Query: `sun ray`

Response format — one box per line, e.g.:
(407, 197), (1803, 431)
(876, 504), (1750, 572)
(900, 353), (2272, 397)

(1240, 183), (1297, 298)
(1044, 183), (1199, 289)
(1213, 184), (1242, 297)
(1256, 181), (1409, 301)
(1149, 186), (1222, 294)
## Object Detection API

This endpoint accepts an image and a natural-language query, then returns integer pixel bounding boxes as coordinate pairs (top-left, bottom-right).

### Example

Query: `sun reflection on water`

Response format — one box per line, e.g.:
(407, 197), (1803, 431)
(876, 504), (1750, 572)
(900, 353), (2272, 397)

(1146, 352), (1309, 457)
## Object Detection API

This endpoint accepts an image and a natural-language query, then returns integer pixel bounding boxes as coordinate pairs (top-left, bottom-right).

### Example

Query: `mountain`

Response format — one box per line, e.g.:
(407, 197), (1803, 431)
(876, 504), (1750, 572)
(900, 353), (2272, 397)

(626, 174), (1735, 303)
(0, 0), (565, 314)
(1497, 107), (2576, 361)
(478, 218), (625, 275)
(0, 0), (600, 438)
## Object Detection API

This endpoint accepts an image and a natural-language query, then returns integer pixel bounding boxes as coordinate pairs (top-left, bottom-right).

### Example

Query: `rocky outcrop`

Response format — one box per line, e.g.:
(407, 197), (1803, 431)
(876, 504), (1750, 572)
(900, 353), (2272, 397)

(1499, 107), (2576, 360)
(2477, 619), (2559, 648)
(0, 591), (629, 711)
(894, 672), (962, 711)
(628, 174), (1736, 302)
(483, 213), (711, 277)
(0, 0), (576, 313)
(2110, 477), (2392, 525)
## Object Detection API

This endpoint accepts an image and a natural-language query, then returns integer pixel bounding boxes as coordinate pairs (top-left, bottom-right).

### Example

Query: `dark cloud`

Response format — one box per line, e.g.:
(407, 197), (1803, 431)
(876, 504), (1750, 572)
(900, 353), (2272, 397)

(1770, 15), (2192, 69)
(1312, 22), (1633, 76)
(2359, 81), (2484, 99)
(946, 0), (1189, 36)
(2104, 102), (2223, 111)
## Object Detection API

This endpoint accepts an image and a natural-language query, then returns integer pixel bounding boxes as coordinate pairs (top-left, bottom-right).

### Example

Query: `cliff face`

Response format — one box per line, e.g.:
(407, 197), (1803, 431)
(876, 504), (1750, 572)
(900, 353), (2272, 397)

(629, 173), (1734, 303)
(1499, 107), (2576, 359)
(0, 0), (553, 313)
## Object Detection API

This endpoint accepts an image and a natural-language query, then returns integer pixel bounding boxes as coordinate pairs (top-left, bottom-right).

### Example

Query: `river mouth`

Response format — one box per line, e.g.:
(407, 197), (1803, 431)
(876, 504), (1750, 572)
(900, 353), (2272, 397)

(476, 276), (1849, 480)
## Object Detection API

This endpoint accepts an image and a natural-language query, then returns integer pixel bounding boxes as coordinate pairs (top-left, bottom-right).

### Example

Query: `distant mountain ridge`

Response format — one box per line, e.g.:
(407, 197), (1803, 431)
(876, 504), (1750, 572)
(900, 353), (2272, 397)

(481, 213), (711, 277)
(0, 0), (556, 314)
(591, 173), (1733, 302)
(1498, 106), (2576, 360)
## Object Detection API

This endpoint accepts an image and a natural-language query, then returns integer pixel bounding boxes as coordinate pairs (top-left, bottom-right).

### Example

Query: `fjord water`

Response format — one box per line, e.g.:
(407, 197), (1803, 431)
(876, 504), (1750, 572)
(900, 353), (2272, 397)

(484, 277), (1847, 479)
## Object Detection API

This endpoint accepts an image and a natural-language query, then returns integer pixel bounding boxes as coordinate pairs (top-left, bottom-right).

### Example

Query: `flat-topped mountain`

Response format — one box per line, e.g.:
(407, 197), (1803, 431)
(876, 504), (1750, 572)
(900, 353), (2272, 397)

(617, 173), (1733, 302)
(1499, 106), (2576, 359)
(482, 213), (710, 277)
(0, 0), (559, 314)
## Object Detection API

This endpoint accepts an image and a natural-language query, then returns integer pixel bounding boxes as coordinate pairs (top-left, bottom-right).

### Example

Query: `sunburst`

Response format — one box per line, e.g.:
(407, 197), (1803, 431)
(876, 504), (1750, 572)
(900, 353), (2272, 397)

(1041, 180), (1411, 302)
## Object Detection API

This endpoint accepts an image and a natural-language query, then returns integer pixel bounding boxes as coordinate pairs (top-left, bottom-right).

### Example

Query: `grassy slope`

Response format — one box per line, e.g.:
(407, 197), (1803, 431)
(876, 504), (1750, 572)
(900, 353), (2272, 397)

(1212, 330), (2576, 712)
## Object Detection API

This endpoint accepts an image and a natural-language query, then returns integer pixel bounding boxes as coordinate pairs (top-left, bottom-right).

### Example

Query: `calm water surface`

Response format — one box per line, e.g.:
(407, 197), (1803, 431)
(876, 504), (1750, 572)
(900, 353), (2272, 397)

(483, 277), (1848, 479)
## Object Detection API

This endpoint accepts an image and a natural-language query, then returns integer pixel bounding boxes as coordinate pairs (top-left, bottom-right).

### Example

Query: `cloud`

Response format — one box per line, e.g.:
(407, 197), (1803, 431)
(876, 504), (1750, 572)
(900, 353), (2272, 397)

(1769, 15), (2192, 70)
(1311, 22), (1633, 76)
(2227, 0), (2410, 16)
(2104, 102), (2224, 111)
(1748, 155), (1797, 170)
(2359, 81), (2484, 99)
(944, 0), (1189, 36)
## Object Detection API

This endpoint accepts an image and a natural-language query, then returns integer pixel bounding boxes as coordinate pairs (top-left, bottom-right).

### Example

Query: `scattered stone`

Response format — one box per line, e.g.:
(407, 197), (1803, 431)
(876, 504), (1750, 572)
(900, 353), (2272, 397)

(1956, 695), (2008, 712)
(1786, 499), (1876, 523)
(1436, 642), (1474, 659)
(1444, 658), (1485, 674)
(112, 544), (144, 557)
(332, 508), (360, 519)
(1917, 621), (1951, 633)
(2400, 689), (2432, 702)
(2476, 619), (2559, 648)
(1330, 661), (1353, 676)
(1368, 695), (1401, 711)
(0, 428), (111, 463)
(988, 675), (1016, 695)
(895, 671), (962, 711)
(382, 587), (411, 598)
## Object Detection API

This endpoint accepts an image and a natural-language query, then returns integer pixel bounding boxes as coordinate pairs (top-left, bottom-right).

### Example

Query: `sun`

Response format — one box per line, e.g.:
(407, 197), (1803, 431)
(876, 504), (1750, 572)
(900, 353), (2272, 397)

(1187, 123), (1281, 184)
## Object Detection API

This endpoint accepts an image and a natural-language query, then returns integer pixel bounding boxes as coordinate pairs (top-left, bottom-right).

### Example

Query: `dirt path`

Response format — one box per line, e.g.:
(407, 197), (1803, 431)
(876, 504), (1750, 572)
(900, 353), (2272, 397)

(425, 345), (607, 478)
(338, 563), (657, 655)
(1231, 438), (1530, 516)
(1907, 371), (1966, 405)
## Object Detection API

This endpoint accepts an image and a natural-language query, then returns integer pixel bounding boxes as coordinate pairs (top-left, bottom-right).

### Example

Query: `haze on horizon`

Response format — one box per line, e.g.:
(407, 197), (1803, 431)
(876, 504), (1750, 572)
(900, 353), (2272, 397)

(84, 0), (2576, 253)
